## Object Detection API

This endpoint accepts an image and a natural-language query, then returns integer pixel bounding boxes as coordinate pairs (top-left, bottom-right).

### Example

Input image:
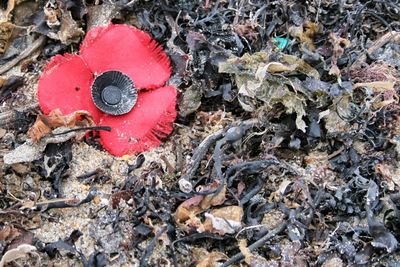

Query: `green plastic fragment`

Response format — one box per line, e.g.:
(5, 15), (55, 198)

(273, 37), (289, 49)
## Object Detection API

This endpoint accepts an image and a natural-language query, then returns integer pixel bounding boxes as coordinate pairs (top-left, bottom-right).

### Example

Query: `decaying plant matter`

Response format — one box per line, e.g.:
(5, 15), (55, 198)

(1, 0), (400, 266)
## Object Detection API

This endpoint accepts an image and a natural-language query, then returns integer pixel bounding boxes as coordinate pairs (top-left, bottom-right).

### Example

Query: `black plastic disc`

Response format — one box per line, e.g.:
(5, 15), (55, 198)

(91, 71), (137, 115)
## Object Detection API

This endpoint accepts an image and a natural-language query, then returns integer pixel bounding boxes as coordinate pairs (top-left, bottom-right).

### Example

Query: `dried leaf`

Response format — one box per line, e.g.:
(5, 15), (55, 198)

(196, 251), (228, 267)
(281, 54), (320, 79)
(174, 182), (226, 225)
(0, 22), (15, 54)
(269, 179), (293, 202)
(7, 229), (34, 250)
(199, 184), (226, 210)
(239, 239), (252, 264)
(110, 190), (134, 209)
(203, 206), (243, 235)
(219, 52), (316, 132)
(328, 33), (351, 83)
(255, 62), (295, 77)
(27, 109), (95, 142)
(174, 195), (204, 224)
(282, 93), (307, 132)
(57, 11), (85, 45)
(0, 128), (6, 138)
(233, 20), (259, 40)
(0, 225), (20, 242)
(354, 81), (395, 92)
(289, 22), (321, 50)
(43, 1), (84, 45)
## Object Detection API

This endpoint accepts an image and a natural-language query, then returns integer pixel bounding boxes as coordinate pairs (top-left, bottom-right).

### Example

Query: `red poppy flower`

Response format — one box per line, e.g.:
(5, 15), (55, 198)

(37, 24), (177, 156)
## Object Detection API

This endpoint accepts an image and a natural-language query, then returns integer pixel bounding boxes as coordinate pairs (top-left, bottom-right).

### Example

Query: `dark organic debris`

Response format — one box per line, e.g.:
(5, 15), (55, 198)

(0, 75), (24, 101)
(1, 0), (400, 266)
(34, 187), (97, 211)
(38, 229), (95, 266)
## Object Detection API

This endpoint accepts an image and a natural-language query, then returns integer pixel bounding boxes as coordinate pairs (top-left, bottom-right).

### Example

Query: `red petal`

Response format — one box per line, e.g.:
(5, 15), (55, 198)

(99, 86), (177, 156)
(37, 54), (102, 122)
(80, 24), (171, 90)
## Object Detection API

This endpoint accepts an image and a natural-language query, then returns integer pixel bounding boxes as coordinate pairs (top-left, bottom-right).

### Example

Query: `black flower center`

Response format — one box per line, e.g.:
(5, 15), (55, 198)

(91, 71), (138, 116)
(102, 85), (122, 105)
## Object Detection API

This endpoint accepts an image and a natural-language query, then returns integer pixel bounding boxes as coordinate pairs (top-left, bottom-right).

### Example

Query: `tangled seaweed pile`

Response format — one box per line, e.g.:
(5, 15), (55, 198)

(1, 0), (400, 266)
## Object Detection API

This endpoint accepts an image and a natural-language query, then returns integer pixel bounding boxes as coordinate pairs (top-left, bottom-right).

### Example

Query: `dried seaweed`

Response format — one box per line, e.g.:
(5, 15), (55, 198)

(1, 0), (400, 266)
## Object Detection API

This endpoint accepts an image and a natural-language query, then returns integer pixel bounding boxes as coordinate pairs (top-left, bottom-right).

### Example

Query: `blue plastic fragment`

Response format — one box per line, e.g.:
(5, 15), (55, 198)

(273, 37), (289, 49)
